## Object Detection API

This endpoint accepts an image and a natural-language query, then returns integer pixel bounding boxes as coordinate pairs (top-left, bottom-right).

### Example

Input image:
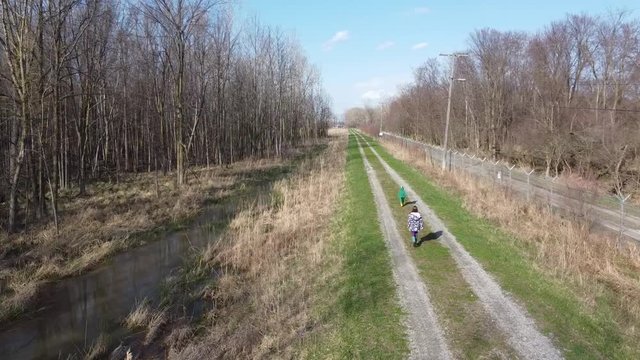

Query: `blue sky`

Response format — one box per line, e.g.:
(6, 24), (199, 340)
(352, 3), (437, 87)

(238, 0), (639, 117)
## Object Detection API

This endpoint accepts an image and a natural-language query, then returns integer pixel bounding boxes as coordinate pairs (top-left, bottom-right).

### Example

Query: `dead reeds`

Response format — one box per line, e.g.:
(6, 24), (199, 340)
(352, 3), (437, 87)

(382, 139), (640, 331)
(85, 333), (109, 360)
(124, 300), (152, 330)
(162, 130), (348, 359)
(0, 157), (285, 321)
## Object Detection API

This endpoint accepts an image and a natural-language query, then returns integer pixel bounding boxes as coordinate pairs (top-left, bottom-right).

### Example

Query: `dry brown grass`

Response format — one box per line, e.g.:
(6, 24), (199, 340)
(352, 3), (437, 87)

(145, 310), (168, 345)
(157, 133), (349, 359)
(125, 301), (152, 330)
(2, 278), (38, 318)
(328, 127), (348, 137)
(85, 333), (109, 360)
(382, 139), (640, 332)
(0, 157), (287, 321)
(164, 324), (193, 350)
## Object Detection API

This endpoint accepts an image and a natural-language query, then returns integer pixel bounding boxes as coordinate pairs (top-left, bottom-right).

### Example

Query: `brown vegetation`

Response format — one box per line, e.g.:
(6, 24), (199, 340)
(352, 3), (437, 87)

(0, 157), (286, 321)
(347, 11), (640, 198)
(381, 139), (640, 338)
(0, 0), (331, 234)
(125, 300), (153, 330)
(120, 130), (348, 359)
(85, 333), (109, 360)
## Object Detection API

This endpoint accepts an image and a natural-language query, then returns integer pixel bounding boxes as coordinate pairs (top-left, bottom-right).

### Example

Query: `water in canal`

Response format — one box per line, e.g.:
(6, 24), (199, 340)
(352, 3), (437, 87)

(0, 203), (235, 360)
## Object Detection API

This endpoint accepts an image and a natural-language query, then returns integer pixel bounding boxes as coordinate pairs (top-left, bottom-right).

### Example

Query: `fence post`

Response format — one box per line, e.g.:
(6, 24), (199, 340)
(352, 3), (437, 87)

(616, 193), (631, 244)
(508, 165), (515, 189)
(430, 147), (434, 167)
(526, 170), (535, 202)
(468, 155), (475, 179)
(451, 151), (455, 171)
(452, 151), (459, 172)
(494, 160), (501, 186)
(549, 175), (558, 208)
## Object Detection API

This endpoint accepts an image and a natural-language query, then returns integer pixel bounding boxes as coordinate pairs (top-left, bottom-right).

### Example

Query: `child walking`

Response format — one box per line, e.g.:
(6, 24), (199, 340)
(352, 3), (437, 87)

(407, 205), (424, 247)
(398, 186), (407, 207)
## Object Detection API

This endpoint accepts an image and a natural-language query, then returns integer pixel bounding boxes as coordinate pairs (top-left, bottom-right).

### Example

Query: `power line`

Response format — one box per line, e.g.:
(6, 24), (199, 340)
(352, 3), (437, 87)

(439, 52), (468, 171)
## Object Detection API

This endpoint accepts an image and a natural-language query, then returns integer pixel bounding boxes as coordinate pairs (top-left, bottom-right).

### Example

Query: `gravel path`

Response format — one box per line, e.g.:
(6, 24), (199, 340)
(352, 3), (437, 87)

(360, 134), (563, 360)
(356, 136), (452, 360)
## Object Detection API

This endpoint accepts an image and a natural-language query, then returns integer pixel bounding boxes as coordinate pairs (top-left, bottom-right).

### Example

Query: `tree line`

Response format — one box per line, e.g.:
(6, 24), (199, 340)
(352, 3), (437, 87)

(350, 11), (640, 196)
(0, 0), (332, 232)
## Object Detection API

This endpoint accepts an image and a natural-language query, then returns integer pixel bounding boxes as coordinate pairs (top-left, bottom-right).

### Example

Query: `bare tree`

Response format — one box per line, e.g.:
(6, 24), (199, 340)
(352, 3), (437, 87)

(374, 11), (640, 196)
(0, 1), (332, 233)
(1, 0), (40, 231)
(139, 0), (217, 185)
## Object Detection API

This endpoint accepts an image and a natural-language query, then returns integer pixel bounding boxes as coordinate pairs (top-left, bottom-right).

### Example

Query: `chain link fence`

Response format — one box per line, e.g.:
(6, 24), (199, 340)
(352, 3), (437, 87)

(381, 132), (640, 242)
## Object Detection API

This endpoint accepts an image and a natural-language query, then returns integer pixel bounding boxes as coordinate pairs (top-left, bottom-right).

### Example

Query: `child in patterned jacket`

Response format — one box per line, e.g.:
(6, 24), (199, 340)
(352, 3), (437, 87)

(407, 205), (424, 247)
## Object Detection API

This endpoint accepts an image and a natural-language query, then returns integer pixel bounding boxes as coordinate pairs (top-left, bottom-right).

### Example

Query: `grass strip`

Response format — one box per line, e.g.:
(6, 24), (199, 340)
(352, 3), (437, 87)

(362, 133), (636, 360)
(361, 140), (518, 359)
(303, 132), (408, 359)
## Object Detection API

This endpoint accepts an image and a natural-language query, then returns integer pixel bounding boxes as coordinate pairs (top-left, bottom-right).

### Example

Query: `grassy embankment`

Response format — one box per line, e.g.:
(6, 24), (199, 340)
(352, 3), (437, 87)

(360, 138), (517, 359)
(300, 131), (407, 359)
(0, 153), (303, 322)
(363, 132), (640, 359)
(118, 130), (408, 359)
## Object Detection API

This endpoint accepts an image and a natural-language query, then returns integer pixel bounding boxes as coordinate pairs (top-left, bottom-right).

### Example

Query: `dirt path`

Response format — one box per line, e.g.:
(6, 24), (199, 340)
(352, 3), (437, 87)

(360, 134), (563, 360)
(355, 136), (452, 360)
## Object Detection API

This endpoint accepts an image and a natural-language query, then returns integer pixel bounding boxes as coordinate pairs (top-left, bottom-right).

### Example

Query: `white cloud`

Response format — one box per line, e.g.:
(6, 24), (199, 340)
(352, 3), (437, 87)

(411, 42), (429, 50)
(376, 41), (395, 51)
(323, 30), (350, 51)
(354, 74), (411, 106)
(357, 77), (391, 103)
(414, 7), (431, 14)
(361, 90), (384, 102)
(355, 77), (384, 89)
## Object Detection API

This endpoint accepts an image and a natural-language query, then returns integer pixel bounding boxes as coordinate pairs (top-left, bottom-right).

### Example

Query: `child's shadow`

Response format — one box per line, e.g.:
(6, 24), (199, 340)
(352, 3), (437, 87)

(402, 200), (417, 207)
(415, 230), (443, 247)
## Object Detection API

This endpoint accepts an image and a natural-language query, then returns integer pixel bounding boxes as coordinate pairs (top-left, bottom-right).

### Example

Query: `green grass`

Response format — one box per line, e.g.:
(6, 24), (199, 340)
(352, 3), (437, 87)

(360, 139), (518, 359)
(360, 133), (638, 360)
(302, 132), (408, 359)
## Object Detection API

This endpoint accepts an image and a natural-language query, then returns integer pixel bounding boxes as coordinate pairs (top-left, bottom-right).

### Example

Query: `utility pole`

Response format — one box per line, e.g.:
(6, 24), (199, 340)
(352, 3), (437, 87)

(439, 52), (468, 170)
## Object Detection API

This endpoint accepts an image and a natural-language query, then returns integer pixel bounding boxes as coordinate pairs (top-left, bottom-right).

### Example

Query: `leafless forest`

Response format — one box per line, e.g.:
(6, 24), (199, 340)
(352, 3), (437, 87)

(349, 11), (640, 198)
(0, 0), (332, 233)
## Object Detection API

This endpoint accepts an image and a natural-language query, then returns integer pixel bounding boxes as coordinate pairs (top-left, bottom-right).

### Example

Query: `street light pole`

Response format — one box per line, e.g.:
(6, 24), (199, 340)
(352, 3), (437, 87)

(439, 52), (468, 170)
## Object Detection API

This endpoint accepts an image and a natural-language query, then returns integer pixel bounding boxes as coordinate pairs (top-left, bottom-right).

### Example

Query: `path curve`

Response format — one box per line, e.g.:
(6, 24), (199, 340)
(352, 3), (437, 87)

(359, 133), (563, 360)
(356, 135), (452, 360)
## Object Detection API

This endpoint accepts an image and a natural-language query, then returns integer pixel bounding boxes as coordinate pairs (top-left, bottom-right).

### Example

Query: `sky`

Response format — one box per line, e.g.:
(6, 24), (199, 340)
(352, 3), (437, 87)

(238, 0), (639, 117)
